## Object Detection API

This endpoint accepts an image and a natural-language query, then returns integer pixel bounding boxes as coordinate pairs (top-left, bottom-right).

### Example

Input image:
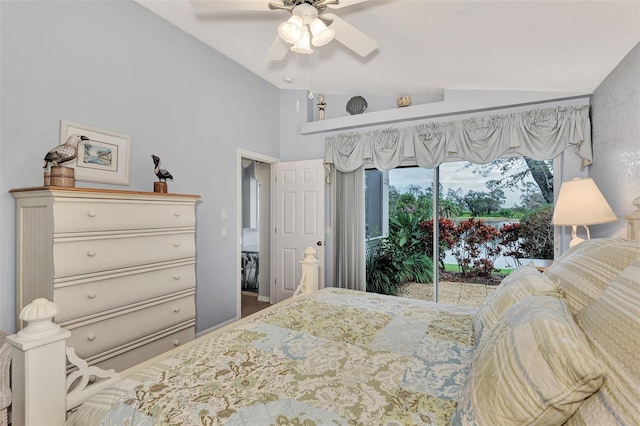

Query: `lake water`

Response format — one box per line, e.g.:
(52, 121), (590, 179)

(443, 251), (518, 270)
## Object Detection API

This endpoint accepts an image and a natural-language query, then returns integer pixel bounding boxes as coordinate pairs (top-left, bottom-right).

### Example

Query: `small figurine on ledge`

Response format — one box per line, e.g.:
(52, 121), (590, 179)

(317, 94), (326, 120)
(43, 134), (89, 187)
(151, 154), (173, 193)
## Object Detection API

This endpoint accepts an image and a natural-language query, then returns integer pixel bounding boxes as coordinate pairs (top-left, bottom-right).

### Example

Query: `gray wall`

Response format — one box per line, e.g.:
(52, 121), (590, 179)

(590, 43), (640, 238)
(279, 90), (325, 161)
(0, 0), (280, 333)
(241, 162), (256, 229)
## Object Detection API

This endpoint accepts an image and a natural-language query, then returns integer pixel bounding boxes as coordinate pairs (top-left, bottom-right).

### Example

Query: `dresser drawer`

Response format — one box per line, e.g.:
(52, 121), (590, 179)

(53, 199), (195, 233)
(54, 262), (196, 323)
(53, 232), (195, 277)
(66, 293), (195, 359)
(92, 326), (195, 373)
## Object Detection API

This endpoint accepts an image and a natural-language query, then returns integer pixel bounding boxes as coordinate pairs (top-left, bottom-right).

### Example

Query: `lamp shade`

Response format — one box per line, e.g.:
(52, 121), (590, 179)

(552, 178), (617, 226)
(290, 27), (313, 54)
(278, 15), (304, 44)
(310, 18), (335, 46)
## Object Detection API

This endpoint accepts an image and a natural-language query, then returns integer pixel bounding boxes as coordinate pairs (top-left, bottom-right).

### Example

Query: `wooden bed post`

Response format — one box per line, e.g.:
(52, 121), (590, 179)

(294, 247), (319, 296)
(626, 196), (640, 240)
(6, 298), (70, 426)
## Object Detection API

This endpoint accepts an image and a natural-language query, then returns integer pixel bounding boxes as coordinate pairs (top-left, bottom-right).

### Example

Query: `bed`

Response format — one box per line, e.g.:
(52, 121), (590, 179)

(4, 215), (640, 425)
(69, 288), (476, 425)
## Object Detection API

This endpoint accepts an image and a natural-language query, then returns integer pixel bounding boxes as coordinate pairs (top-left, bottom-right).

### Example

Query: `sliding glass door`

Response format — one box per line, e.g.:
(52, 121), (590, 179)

(365, 156), (555, 306)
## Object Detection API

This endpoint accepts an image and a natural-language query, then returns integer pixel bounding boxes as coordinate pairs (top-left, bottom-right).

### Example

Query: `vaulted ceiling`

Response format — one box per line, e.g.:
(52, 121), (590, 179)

(135, 0), (640, 97)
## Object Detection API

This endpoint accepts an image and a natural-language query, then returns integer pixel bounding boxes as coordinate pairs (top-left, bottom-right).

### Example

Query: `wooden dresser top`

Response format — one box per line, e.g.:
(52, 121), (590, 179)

(10, 186), (201, 199)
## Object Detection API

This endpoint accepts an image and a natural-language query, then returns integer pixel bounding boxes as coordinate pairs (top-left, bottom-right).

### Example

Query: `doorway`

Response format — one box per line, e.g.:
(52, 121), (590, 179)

(238, 150), (278, 319)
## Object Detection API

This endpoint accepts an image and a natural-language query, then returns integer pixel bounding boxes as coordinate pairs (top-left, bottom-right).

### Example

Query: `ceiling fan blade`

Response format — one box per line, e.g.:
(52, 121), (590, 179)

(266, 36), (290, 61)
(189, 0), (273, 12)
(323, 13), (378, 57)
(323, 0), (369, 9)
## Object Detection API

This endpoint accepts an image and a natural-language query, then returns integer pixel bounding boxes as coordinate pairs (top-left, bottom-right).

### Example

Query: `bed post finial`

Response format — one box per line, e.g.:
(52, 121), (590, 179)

(294, 247), (320, 296)
(626, 196), (640, 240)
(7, 298), (70, 426)
(16, 297), (61, 340)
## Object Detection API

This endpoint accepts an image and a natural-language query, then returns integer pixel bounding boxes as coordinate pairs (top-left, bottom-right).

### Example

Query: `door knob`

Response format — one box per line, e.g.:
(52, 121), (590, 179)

(317, 241), (323, 246)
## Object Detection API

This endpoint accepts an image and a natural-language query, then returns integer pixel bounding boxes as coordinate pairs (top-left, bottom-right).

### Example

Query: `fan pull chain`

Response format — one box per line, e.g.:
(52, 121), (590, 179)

(308, 53), (314, 100)
(296, 52), (300, 111)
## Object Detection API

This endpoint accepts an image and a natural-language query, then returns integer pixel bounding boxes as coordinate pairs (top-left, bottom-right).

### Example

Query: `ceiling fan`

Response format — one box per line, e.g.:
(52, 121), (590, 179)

(189, 0), (379, 61)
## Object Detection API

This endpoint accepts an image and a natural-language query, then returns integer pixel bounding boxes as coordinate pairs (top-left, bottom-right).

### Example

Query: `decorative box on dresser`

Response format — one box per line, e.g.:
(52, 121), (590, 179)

(11, 186), (200, 372)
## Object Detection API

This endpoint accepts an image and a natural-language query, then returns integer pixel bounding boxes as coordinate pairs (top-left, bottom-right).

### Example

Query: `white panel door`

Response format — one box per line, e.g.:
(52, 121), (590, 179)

(274, 159), (325, 303)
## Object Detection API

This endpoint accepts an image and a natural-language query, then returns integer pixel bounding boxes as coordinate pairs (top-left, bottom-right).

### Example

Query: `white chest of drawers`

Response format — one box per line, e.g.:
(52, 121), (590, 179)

(11, 187), (200, 372)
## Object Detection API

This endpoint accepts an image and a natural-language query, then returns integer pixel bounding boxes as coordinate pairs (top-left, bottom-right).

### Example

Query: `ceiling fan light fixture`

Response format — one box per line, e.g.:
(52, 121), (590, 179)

(290, 27), (313, 54)
(292, 3), (318, 21)
(278, 15), (304, 44)
(309, 18), (335, 46)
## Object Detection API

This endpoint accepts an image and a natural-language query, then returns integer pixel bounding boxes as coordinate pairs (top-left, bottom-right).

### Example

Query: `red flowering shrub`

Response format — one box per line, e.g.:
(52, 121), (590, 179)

(498, 222), (527, 262)
(418, 217), (457, 269)
(451, 218), (502, 276)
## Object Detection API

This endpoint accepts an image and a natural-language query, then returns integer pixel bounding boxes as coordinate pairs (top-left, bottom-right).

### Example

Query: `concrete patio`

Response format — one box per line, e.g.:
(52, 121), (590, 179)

(398, 281), (497, 307)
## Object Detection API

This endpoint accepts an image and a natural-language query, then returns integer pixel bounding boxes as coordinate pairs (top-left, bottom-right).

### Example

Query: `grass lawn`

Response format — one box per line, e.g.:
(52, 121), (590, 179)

(443, 263), (512, 276)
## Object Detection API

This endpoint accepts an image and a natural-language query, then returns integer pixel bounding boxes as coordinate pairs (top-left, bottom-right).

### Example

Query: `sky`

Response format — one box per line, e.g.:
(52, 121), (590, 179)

(389, 161), (535, 208)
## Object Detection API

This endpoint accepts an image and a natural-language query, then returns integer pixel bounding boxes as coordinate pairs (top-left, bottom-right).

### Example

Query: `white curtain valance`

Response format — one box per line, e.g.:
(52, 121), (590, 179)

(324, 105), (592, 172)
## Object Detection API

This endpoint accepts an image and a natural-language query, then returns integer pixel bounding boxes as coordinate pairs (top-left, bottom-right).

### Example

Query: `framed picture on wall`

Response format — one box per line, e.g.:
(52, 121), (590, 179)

(60, 120), (131, 185)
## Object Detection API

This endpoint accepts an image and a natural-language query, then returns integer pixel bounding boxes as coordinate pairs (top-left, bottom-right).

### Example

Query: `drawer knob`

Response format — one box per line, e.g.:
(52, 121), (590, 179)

(87, 333), (96, 342)
(87, 250), (96, 257)
(173, 275), (181, 280)
(174, 211), (181, 217)
(173, 242), (181, 248)
(87, 292), (96, 299)
(87, 211), (97, 218)
(173, 340), (180, 347)
(173, 307), (181, 313)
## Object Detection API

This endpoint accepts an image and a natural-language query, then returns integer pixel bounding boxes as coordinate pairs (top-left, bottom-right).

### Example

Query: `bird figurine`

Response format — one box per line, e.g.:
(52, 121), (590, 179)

(151, 154), (173, 182)
(43, 134), (89, 169)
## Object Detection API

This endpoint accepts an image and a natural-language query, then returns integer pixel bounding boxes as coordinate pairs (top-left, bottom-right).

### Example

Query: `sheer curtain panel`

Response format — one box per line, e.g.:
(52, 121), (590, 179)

(333, 166), (366, 291)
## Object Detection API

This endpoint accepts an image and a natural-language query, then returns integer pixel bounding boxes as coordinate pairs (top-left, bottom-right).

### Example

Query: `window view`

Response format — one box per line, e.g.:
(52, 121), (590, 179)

(365, 157), (554, 306)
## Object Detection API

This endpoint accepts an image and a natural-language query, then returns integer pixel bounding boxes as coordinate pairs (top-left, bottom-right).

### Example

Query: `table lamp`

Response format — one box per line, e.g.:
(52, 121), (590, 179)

(552, 177), (617, 247)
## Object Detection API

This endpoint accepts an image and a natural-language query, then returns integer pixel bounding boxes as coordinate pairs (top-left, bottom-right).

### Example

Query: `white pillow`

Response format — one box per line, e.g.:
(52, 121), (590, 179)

(568, 257), (640, 425)
(472, 264), (555, 343)
(543, 238), (640, 315)
(455, 295), (604, 425)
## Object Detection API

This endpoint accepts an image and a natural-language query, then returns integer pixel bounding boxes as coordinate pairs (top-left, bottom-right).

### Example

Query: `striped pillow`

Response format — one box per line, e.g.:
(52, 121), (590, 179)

(472, 264), (555, 343)
(543, 238), (640, 315)
(454, 295), (604, 426)
(567, 258), (640, 425)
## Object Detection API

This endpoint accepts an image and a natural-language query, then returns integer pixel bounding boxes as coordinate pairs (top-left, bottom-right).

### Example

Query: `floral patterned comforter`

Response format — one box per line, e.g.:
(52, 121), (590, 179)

(67, 288), (476, 425)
